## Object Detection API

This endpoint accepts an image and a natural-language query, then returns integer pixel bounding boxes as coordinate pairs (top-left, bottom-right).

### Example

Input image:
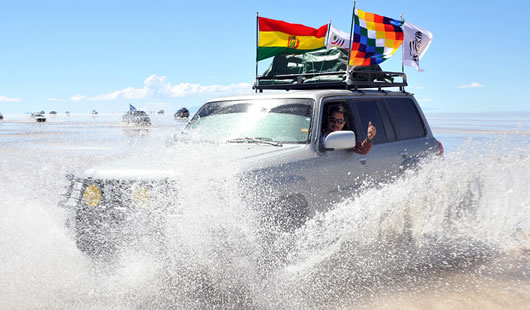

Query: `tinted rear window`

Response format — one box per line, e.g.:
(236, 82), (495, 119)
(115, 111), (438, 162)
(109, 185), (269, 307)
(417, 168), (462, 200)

(385, 98), (426, 140)
(351, 99), (387, 144)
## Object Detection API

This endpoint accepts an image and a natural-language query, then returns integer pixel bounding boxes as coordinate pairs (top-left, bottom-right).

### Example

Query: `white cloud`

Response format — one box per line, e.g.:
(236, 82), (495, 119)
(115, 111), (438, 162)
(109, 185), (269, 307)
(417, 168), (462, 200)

(70, 74), (252, 102)
(90, 87), (149, 101)
(70, 94), (87, 101)
(418, 97), (432, 103)
(167, 81), (252, 97)
(0, 96), (22, 102)
(47, 97), (60, 101)
(458, 82), (483, 89)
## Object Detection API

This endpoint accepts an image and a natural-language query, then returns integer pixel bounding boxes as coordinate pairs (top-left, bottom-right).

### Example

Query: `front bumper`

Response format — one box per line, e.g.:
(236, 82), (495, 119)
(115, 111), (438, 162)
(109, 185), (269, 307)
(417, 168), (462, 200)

(59, 175), (180, 251)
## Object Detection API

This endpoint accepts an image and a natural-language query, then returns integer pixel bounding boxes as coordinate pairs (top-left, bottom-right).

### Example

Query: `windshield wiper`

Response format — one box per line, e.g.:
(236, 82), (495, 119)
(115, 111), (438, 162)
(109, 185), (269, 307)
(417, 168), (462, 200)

(226, 137), (283, 147)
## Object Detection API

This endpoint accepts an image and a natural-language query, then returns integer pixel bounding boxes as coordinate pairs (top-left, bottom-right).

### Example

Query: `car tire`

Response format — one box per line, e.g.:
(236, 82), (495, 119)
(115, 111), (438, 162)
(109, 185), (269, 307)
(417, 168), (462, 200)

(399, 157), (421, 174)
(268, 194), (309, 232)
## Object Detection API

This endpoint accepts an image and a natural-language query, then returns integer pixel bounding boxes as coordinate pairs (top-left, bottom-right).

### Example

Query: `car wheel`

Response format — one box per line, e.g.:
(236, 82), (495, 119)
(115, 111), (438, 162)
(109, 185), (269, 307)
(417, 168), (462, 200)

(399, 157), (420, 174)
(268, 194), (309, 232)
(257, 194), (309, 272)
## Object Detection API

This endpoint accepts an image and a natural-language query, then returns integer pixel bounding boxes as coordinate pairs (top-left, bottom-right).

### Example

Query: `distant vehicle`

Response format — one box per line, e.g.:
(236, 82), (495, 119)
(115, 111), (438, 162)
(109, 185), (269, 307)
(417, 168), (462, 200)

(174, 107), (190, 119)
(92, 110), (98, 115)
(0, 112), (3, 120)
(49, 111), (57, 115)
(31, 112), (46, 122)
(122, 110), (151, 125)
(158, 110), (165, 115)
(65, 111), (70, 116)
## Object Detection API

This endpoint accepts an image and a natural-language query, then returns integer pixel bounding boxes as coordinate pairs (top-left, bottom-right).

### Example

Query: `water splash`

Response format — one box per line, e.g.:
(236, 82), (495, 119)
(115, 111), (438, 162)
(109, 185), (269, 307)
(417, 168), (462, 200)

(264, 142), (529, 309)
(0, 123), (528, 309)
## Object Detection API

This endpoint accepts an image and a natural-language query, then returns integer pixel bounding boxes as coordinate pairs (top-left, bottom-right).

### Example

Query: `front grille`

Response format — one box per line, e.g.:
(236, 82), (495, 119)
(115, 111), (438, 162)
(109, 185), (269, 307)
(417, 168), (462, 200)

(59, 176), (179, 213)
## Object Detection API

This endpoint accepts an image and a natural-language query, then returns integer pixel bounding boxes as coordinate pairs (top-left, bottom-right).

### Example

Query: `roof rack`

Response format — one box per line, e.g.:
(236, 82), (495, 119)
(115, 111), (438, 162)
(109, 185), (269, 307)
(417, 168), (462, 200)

(253, 70), (407, 92)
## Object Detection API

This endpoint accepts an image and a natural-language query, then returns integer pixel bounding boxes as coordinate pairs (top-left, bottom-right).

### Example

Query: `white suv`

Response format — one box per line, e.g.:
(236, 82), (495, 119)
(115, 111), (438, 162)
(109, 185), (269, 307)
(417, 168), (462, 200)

(60, 71), (443, 258)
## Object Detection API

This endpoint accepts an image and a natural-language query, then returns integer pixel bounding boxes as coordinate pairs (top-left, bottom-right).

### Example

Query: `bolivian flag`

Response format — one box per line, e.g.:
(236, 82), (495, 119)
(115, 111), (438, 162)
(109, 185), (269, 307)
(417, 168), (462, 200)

(258, 17), (328, 61)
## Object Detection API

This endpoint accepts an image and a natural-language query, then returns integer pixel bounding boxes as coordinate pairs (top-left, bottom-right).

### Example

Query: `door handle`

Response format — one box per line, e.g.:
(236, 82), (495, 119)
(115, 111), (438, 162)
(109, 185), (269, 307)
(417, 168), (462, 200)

(399, 151), (408, 158)
(358, 158), (367, 165)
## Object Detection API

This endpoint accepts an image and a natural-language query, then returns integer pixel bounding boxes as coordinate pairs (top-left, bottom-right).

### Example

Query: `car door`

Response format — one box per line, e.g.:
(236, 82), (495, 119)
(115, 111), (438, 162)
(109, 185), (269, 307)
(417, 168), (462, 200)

(307, 99), (369, 209)
(308, 146), (369, 208)
(381, 97), (433, 174)
(348, 97), (396, 182)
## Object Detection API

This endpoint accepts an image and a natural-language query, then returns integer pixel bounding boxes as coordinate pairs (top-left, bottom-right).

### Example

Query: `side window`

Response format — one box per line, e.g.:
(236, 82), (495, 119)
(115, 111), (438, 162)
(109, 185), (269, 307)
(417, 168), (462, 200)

(350, 99), (387, 144)
(385, 98), (426, 140)
(321, 101), (353, 134)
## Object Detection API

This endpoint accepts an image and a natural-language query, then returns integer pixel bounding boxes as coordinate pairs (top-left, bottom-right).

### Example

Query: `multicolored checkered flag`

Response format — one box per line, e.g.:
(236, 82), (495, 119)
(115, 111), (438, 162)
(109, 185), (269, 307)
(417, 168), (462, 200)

(349, 8), (404, 66)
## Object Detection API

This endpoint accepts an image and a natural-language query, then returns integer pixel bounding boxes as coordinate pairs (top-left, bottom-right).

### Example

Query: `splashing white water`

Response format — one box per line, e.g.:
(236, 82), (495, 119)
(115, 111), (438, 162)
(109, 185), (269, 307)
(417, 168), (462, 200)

(0, 123), (528, 309)
(263, 142), (529, 309)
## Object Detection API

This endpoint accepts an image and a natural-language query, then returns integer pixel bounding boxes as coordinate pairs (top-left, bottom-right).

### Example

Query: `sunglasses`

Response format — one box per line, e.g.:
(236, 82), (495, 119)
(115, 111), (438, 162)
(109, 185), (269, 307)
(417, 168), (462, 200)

(328, 117), (345, 124)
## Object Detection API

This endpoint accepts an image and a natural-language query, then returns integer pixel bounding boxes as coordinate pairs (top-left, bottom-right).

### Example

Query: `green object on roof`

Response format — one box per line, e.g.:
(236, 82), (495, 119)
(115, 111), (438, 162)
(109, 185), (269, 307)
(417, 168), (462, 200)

(261, 47), (348, 78)
(258, 47), (388, 86)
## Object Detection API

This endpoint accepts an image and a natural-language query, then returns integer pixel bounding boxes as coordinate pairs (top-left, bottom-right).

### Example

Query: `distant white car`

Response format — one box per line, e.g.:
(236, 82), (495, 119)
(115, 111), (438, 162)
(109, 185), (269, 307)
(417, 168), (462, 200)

(31, 113), (46, 122)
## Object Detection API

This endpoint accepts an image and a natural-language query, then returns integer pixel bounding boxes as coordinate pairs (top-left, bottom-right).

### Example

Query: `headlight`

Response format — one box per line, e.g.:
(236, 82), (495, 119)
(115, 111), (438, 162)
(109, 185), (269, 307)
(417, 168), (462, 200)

(133, 185), (151, 207)
(83, 184), (102, 207)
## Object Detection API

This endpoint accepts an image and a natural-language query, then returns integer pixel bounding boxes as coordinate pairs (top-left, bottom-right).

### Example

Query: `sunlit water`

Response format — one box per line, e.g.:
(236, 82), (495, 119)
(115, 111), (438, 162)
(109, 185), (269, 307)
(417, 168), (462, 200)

(0, 112), (528, 309)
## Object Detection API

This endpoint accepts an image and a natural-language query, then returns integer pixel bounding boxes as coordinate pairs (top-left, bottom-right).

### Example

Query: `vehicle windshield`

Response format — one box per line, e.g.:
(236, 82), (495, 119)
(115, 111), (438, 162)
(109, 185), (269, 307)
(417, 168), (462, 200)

(186, 99), (313, 144)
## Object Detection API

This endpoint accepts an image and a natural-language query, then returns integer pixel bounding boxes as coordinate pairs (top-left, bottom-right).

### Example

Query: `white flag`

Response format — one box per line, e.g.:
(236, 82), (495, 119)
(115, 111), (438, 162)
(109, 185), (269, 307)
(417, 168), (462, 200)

(326, 24), (350, 50)
(402, 21), (433, 72)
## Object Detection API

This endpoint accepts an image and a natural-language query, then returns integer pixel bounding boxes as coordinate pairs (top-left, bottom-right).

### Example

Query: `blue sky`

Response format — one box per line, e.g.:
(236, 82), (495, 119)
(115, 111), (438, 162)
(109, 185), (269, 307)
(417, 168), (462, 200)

(0, 0), (529, 114)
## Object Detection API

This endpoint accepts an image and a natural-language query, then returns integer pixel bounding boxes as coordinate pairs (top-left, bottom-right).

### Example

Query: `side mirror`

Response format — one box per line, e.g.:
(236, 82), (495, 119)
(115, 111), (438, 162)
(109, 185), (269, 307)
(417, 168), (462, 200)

(324, 131), (356, 150)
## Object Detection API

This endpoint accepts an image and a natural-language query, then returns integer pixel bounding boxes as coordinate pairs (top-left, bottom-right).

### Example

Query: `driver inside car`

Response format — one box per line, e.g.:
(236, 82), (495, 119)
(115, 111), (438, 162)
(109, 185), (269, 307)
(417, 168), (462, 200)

(322, 105), (376, 155)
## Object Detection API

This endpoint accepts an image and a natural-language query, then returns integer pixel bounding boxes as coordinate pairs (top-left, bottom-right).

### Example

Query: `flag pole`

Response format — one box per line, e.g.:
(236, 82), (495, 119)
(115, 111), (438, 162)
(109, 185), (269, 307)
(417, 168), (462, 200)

(255, 12), (259, 93)
(347, 1), (356, 71)
(400, 13), (404, 73)
(326, 19), (331, 48)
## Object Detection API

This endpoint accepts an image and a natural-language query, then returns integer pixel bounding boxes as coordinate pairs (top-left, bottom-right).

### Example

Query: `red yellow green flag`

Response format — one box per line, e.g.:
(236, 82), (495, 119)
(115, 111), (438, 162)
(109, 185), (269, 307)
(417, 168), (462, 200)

(258, 17), (328, 61)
